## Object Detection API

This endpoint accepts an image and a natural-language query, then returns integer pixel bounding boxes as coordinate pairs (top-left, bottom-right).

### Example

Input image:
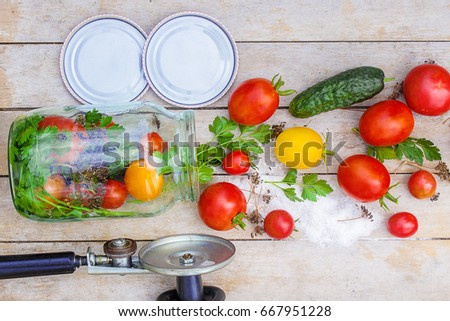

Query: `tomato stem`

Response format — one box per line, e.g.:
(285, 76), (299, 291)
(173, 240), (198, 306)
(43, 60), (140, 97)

(378, 183), (400, 212)
(384, 77), (396, 83)
(271, 74), (296, 96)
(232, 212), (247, 230)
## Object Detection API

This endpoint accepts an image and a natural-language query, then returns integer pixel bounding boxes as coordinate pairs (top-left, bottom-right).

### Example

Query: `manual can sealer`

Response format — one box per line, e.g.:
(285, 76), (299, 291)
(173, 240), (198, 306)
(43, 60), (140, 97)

(0, 234), (235, 301)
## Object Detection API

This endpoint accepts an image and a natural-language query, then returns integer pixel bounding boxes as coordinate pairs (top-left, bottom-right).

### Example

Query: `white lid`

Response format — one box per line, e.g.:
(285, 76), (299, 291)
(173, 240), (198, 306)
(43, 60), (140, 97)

(60, 14), (149, 104)
(143, 12), (239, 108)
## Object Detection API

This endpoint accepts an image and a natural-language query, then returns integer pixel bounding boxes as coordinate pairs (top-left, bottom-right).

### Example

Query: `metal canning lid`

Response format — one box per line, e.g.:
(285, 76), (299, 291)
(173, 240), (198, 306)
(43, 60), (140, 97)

(139, 234), (236, 276)
(143, 12), (239, 108)
(60, 14), (149, 104)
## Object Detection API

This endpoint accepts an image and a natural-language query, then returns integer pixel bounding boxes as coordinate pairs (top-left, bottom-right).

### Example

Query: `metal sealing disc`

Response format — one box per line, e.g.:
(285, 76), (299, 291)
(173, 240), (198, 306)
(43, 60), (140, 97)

(103, 238), (137, 258)
(138, 234), (236, 276)
(60, 14), (149, 104)
(143, 12), (239, 108)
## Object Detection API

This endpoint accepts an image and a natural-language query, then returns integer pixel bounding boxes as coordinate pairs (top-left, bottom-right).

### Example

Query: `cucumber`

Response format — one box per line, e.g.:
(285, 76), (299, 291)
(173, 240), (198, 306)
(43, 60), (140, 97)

(289, 66), (385, 118)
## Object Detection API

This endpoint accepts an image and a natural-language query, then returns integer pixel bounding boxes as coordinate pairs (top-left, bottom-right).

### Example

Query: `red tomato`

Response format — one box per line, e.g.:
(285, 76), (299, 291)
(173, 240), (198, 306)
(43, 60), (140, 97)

(141, 132), (165, 155)
(387, 212), (419, 238)
(337, 155), (390, 202)
(198, 182), (247, 231)
(408, 170), (437, 199)
(222, 150), (251, 175)
(38, 116), (76, 131)
(264, 210), (295, 239)
(403, 64), (450, 116)
(359, 100), (414, 146)
(101, 180), (128, 209)
(228, 75), (294, 125)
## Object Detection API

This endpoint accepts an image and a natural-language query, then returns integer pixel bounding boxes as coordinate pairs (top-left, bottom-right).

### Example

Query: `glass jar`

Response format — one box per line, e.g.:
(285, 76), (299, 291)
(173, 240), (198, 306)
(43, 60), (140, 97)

(8, 101), (199, 221)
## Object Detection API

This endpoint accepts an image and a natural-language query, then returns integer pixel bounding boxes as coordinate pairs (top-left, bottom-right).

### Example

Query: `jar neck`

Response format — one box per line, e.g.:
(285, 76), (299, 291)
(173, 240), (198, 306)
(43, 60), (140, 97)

(175, 110), (199, 202)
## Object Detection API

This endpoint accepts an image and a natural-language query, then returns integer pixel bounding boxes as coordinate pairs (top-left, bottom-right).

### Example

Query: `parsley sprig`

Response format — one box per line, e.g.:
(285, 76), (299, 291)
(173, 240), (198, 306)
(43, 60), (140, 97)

(265, 169), (334, 202)
(196, 116), (271, 184)
(353, 128), (441, 164)
(9, 110), (130, 220)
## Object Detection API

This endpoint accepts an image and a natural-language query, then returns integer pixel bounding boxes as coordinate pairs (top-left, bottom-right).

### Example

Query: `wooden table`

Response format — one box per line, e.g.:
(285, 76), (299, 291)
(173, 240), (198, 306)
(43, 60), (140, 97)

(1, 0), (449, 300)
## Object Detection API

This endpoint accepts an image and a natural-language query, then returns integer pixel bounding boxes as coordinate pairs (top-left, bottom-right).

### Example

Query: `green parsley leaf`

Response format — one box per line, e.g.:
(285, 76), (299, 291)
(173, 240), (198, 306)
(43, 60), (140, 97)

(198, 164), (214, 184)
(209, 116), (238, 136)
(196, 116), (271, 184)
(266, 171), (332, 202)
(301, 174), (334, 202)
(368, 145), (397, 163)
(100, 115), (113, 128)
(252, 124), (272, 144)
(282, 168), (297, 185)
(366, 137), (441, 165)
(282, 187), (303, 202)
(85, 108), (102, 124)
(414, 138), (441, 162)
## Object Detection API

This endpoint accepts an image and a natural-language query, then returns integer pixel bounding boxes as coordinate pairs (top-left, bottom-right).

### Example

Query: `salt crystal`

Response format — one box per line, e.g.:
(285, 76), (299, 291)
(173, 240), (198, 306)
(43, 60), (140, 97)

(260, 180), (384, 247)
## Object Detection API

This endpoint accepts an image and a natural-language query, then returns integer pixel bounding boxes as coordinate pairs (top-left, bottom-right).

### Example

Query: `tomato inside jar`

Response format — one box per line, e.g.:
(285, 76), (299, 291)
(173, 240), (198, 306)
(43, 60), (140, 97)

(8, 103), (199, 221)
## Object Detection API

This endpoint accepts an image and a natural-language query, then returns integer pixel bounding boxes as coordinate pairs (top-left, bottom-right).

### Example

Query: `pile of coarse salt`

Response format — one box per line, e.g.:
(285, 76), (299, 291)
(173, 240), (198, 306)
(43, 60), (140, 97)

(261, 183), (384, 247)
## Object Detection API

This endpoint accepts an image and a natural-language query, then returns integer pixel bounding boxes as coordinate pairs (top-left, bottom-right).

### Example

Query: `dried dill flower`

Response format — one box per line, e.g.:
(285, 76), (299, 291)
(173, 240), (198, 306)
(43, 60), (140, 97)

(262, 189), (272, 204)
(270, 122), (286, 140)
(430, 193), (440, 202)
(358, 205), (374, 222)
(247, 209), (263, 225)
(248, 172), (261, 186)
(435, 161), (450, 181)
(338, 205), (373, 222)
(251, 225), (265, 239)
(387, 81), (403, 100)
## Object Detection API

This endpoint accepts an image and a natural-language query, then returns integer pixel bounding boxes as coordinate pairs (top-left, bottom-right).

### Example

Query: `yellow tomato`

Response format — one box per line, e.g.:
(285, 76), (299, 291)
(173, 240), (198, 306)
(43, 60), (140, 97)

(124, 159), (164, 201)
(274, 127), (324, 169)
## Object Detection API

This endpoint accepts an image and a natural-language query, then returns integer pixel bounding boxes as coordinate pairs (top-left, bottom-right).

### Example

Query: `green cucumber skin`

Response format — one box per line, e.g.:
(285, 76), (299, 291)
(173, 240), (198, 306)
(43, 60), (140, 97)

(289, 66), (385, 118)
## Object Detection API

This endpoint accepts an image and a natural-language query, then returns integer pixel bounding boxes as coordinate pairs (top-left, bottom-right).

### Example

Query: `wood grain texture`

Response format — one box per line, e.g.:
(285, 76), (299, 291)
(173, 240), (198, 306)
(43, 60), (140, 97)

(1, 108), (448, 176)
(1, 239), (450, 300)
(1, 42), (450, 108)
(1, 0), (449, 42)
(1, 173), (449, 242)
(0, 0), (449, 301)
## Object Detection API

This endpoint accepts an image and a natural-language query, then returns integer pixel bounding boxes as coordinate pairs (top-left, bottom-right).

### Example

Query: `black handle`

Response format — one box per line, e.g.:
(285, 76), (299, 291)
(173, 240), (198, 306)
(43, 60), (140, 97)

(0, 252), (85, 279)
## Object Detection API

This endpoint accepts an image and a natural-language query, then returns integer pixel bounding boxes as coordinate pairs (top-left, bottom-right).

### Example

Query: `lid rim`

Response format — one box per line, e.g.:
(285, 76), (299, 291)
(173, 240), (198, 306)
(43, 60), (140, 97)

(60, 14), (150, 105)
(142, 11), (239, 108)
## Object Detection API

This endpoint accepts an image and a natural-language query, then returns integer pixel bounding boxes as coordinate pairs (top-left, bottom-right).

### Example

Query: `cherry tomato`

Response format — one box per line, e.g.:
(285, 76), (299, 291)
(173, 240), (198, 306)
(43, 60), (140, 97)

(228, 75), (294, 125)
(387, 212), (419, 238)
(403, 64), (450, 116)
(101, 180), (128, 209)
(41, 174), (67, 208)
(198, 182), (247, 231)
(44, 175), (67, 199)
(264, 210), (295, 239)
(124, 159), (164, 201)
(38, 116), (76, 131)
(223, 150), (251, 175)
(337, 155), (390, 202)
(141, 132), (165, 156)
(274, 127), (323, 169)
(359, 100), (414, 146)
(408, 170), (437, 199)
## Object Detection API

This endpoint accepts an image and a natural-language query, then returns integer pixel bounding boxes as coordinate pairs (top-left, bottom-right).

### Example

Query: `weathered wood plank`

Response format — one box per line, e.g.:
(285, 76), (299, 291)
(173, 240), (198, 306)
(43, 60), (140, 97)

(1, 108), (448, 176)
(1, 239), (450, 300)
(1, 172), (449, 242)
(1, 42), (450, 109)
(1, 0), (449, 43)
